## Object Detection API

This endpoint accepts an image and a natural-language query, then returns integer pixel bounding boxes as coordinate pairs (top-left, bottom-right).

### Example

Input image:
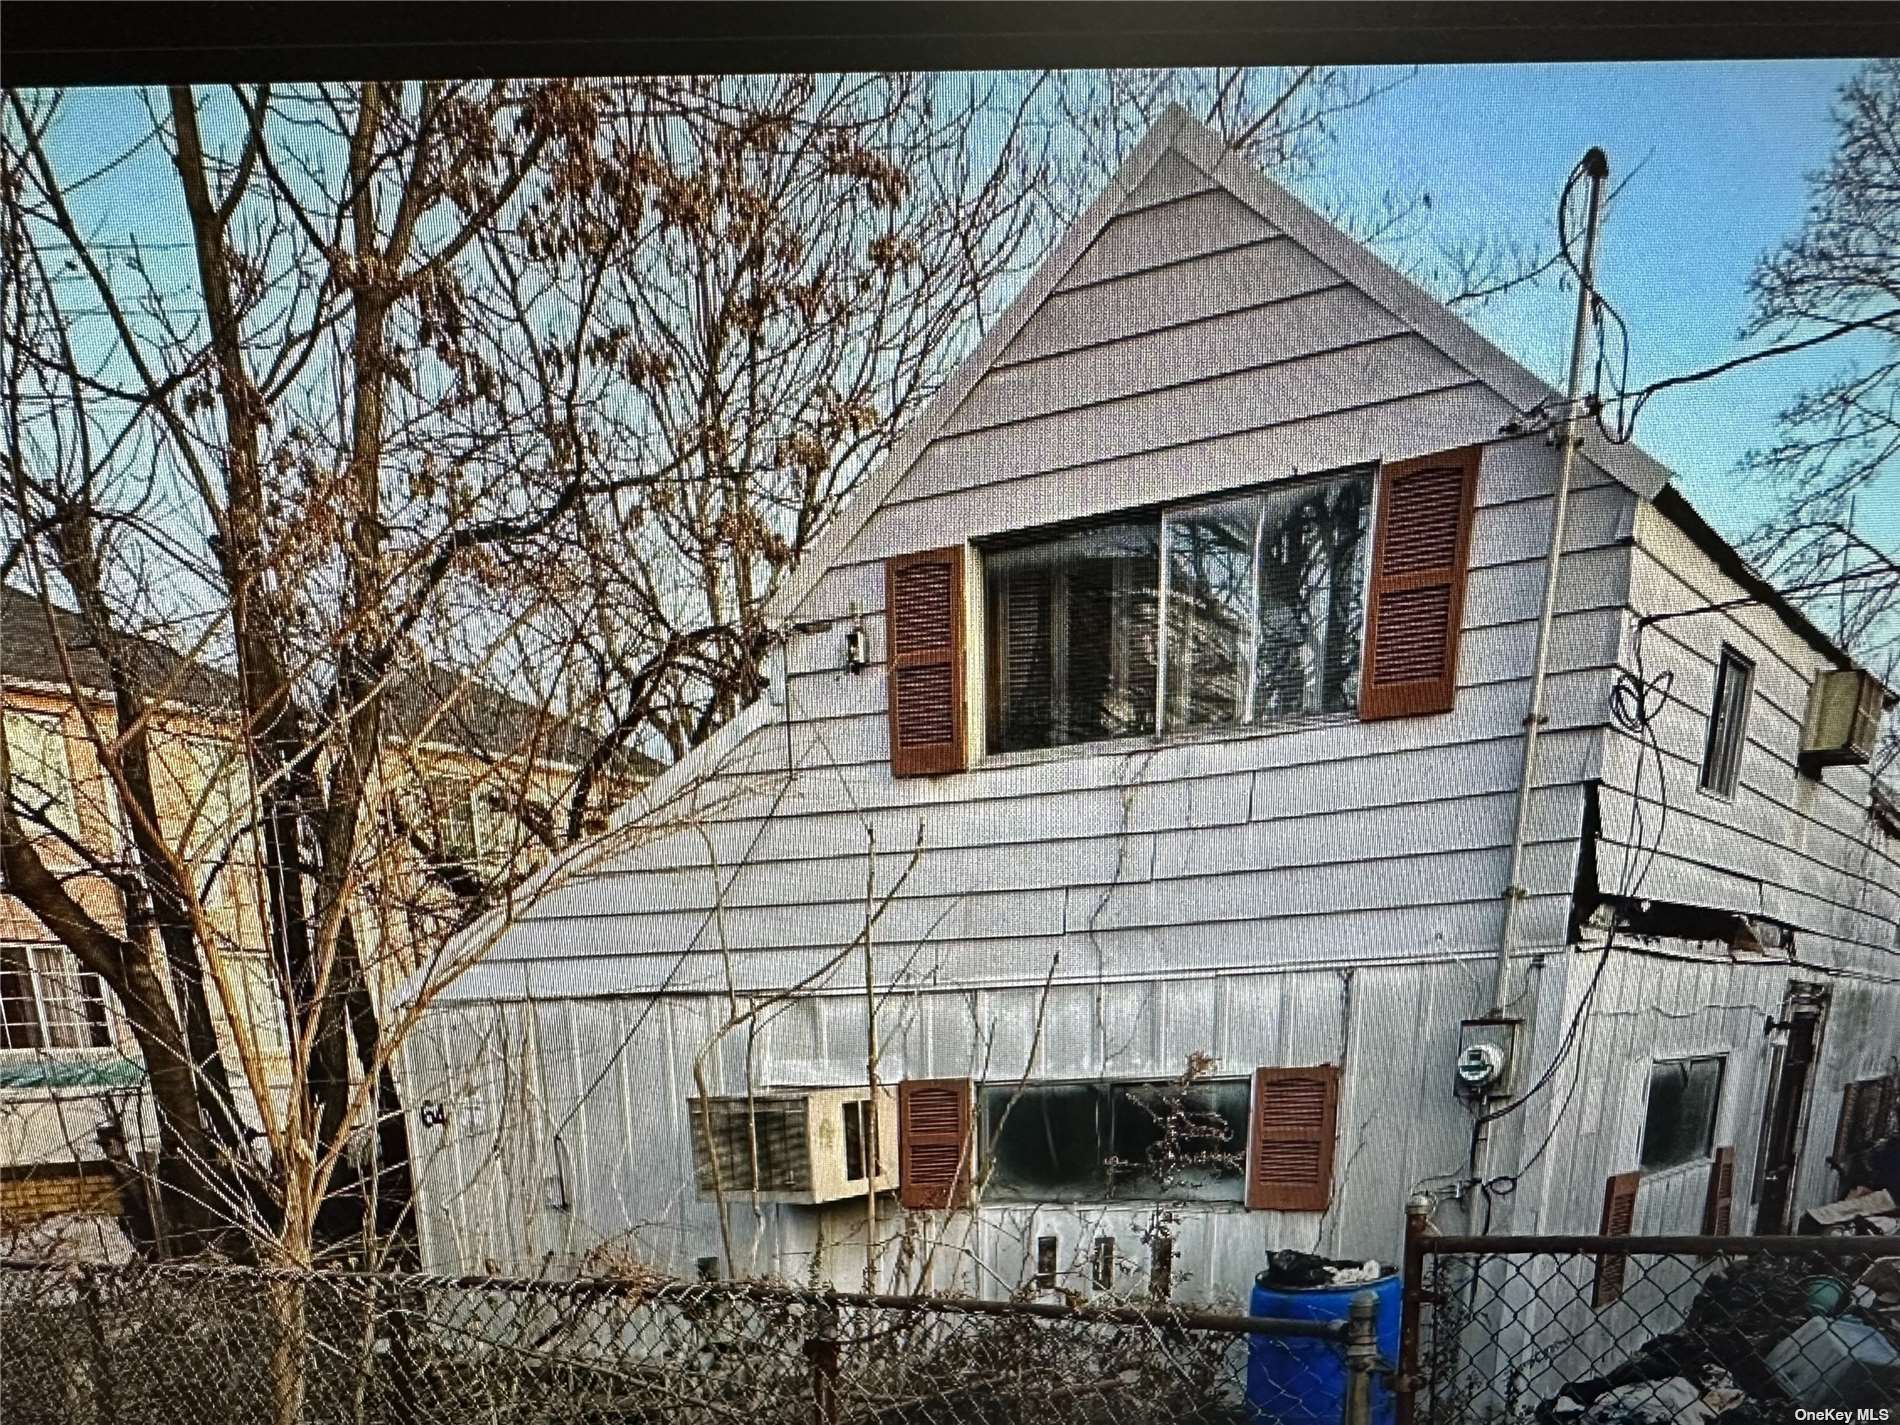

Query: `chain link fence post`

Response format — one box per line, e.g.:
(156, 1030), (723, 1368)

(1341, 1289), (1379, 1425)
(1395, 1191), (1433, 1425)
(805, 1300), (840, 1425)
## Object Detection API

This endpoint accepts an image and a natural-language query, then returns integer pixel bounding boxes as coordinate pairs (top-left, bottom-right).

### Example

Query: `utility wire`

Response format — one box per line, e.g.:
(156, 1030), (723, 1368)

(1547, 152), (1899, 447)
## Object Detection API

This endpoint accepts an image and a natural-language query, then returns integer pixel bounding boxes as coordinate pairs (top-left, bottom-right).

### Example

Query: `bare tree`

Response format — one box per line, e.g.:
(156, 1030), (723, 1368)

(1, 68), (1401, 1275)
(1741, 60), (1900, 691)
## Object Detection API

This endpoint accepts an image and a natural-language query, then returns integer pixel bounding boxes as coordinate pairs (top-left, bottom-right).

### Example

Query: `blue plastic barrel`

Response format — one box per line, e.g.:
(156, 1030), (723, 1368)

(1247, 1268), (1401, 1425)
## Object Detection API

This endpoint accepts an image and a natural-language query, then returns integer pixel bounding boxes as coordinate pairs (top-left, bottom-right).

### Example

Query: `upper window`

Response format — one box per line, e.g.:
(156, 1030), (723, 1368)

(421, 772), (482, 862)
(983, 469), (1372, 754)
(1698, 647), (1754, 798)
(3, 711), (80, 840)
(978, 1077), (1251, 1203)
(1640, 1055), (1724, 1171)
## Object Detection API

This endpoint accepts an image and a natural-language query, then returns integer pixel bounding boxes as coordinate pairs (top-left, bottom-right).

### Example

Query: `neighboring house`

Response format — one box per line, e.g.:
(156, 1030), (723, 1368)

(1, 584), (648, 1240)
(397, 108), (1900, 1302)
(2, 586), (268, 1232)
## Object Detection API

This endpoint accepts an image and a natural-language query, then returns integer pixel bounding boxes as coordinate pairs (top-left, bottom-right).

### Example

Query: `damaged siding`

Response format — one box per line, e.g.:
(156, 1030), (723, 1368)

(1599, 504), (1900, 958)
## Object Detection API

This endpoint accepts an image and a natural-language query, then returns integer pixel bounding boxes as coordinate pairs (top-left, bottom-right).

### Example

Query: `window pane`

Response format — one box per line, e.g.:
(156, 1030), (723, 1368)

(179, 738), (249, 860)
(235, 955), (284, 1056)
(1700, 651), (1752, 796)
(1641, 1057), (1724, 1170)
(1253, 474), (1371, 720)
(1, 945), (45, 1050)
(1162, 473), (1371, 733)
(4, 713), (79, 839)
(1108, 1078), (1249, 1201)
(1164, 497), (1260, 729)
(980, 1082), (1110, 1200)
(424, 775), (480, 859)
(985, 521), (1160, 753)
(842, 1099), (879, 1181)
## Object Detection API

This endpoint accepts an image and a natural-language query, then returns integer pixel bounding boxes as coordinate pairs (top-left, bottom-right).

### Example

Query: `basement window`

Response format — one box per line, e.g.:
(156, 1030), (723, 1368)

(978, 1078), (1250, 1203)
(1698, 647), (1753, 799)
(1640, 1055), (1725, 1172)
(982, 469), (1372, 754)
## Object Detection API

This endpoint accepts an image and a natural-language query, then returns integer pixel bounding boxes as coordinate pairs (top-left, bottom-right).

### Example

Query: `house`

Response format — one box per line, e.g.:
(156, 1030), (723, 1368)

(395, 108), (1900, 1302)
(2, 585), (269, 1238)
(1, 583), (651, 1246)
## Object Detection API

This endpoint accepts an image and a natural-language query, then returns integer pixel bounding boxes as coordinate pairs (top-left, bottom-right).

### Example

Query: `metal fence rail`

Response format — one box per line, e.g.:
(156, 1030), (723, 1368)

(0, 1258), (1387, 1425)
(1397, 1220), (1900, 1424)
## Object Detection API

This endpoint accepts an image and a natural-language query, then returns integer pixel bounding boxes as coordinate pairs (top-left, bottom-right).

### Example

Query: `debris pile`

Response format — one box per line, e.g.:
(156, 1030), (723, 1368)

(1536, 1254), (1900, 1423)
(1260, 1251), (1384, 1289)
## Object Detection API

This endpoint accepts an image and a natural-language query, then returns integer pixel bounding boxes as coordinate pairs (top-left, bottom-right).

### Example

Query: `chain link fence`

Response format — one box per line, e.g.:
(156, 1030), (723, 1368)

(0, 1258), (1386, 1425)
(1398, 1226), (1900, 1423)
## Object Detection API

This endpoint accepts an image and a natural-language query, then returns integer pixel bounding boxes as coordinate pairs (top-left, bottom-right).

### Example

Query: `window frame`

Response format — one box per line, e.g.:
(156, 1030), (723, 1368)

(976, 464), (1378, 760)
(1697, 646), (1754, 801)
(0, 941), (114, 1055)
(976, 1075), (1253, 1205)
(419, 770), (484, 863)
(1638, 1053), (1726, 1174)
(3, 709), (82, 841)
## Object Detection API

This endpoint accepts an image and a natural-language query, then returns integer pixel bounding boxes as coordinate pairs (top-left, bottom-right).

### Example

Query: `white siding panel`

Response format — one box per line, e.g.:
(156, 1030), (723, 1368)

(1000, 238), (1342, 364)
(899, 334), (1469, 505)
(1120, 151), (1219, 212)
(1053, 187), (1277, 291)
(408, 962), (1501, 1291)
(845, 382), (1507, 563)
(713, 670), (1617, 784)
(947, 284), (1401, 435)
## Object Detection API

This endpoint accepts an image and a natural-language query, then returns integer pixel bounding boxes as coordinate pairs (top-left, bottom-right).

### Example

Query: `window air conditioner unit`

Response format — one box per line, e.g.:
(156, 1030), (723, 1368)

(1800, 667), (1887, 770)
(687, 1086), (897, 1205)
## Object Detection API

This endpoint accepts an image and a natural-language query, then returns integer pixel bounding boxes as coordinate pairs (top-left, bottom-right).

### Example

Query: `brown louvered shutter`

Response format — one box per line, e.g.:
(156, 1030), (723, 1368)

(1834, 1080), (1867, 1166)
(1359, 446), (1480, 721)
(1592, 1170), (1640, 1308)
(1702, 1145), (1736, 1236)
(1246, 1066), (1340, 1212)
(1858, 1074), (1893, 1147)
(885, 549), (968, 778)
(898, 1078), (972, 1209)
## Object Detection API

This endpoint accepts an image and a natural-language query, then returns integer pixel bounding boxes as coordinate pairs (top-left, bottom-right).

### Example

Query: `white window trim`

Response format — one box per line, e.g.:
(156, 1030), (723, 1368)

(1696, 646), (1754, 802)
(0, 941), (116, 1058)
(1638, 1052), (1727, 1175)
(984, 465), (1378, 763)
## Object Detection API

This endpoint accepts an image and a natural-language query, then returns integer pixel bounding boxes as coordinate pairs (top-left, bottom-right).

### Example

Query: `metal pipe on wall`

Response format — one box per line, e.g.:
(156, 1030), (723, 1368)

(1489, 148), (1611, 1019)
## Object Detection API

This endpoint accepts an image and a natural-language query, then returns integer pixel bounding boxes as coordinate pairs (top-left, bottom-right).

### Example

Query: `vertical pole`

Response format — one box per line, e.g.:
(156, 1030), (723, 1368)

(807, 1302), (840, 1425)
(1342, 1291), (1380, 1425)
(1396, 1193), (1433, 1425)
(1491, 146), (1611, 1019)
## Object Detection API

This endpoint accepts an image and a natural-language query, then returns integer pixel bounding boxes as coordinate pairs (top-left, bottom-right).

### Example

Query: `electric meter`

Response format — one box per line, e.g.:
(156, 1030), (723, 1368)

(1455, 1042), (1507, 1096)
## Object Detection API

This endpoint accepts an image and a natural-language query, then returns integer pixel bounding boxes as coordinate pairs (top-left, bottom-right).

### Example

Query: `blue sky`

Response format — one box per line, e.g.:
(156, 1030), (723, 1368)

(1303, 59), (1869, 542)
(35, 61), (1869, 552)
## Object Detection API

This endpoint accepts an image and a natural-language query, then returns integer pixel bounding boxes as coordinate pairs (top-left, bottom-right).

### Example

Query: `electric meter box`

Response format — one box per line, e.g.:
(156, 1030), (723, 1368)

(1455, 1017), (1522, 1098)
